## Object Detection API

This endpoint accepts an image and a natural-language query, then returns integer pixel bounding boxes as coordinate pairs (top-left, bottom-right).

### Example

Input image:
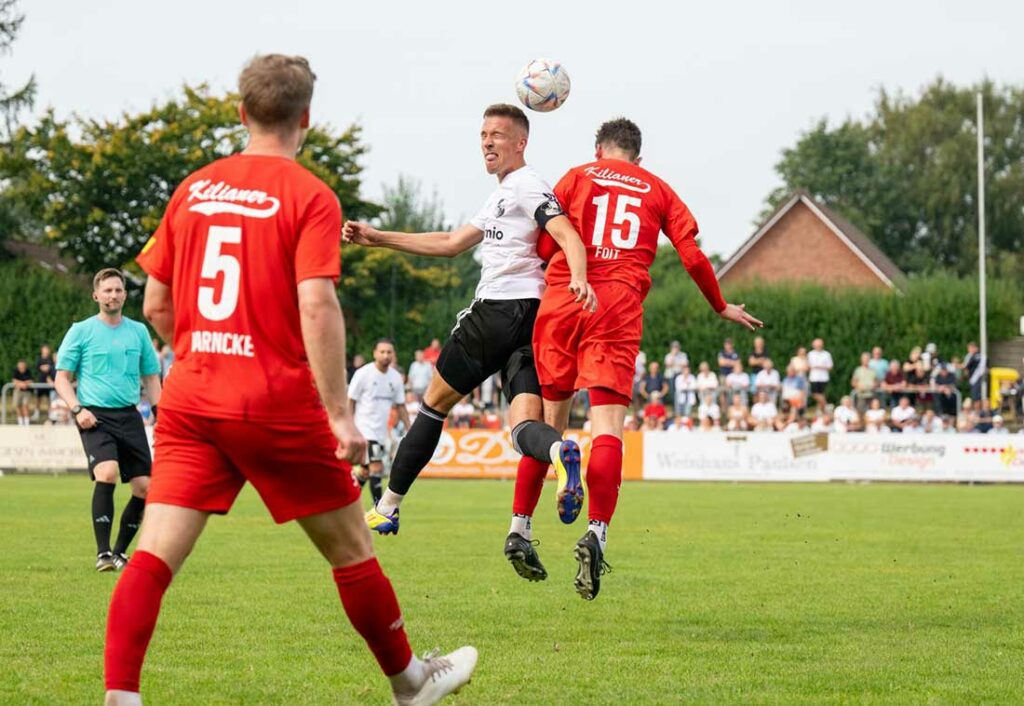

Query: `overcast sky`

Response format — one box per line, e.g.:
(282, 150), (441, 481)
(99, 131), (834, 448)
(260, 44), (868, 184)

(7, 0), (1021, 257)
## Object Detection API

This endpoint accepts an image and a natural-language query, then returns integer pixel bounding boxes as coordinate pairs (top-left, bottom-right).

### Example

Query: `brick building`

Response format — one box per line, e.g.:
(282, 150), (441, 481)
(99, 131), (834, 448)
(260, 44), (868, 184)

(717, 191), (907, 291)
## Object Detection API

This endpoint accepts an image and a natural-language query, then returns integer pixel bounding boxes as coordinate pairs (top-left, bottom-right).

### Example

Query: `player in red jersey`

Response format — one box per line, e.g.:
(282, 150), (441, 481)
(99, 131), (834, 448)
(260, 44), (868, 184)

(103, 55), (476, 706)
(527, 118), (762, 600)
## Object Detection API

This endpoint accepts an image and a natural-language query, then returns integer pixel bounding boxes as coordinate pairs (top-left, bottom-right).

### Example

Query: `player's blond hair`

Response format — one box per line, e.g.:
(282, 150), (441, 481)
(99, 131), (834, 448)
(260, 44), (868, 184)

(483, 103), (530, 136)
(239, 54), (316, 129)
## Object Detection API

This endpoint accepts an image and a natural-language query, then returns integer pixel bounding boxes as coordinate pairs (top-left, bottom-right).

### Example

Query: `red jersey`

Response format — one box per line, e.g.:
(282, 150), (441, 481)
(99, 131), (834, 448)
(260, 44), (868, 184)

(539, 159), (725, 311)
(137, 154), (342, 423)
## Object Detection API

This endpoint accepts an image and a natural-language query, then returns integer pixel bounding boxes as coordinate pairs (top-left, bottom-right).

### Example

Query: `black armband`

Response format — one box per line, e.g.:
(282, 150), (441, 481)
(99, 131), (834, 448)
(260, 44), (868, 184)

(533, 193), (565, 228)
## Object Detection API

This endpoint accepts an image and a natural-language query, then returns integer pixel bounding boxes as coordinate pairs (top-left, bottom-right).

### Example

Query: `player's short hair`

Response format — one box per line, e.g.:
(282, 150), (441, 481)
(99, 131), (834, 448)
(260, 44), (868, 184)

(93, 268), (126, 290)
(373, 337), (396, 351)
(595, 118), (642, 159)
(483, 103), (530, 135)
(239, 54), (317, 129)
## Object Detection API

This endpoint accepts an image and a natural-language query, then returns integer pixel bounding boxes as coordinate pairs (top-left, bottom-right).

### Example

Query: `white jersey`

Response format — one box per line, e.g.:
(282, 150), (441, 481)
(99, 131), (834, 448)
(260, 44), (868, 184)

(348, 364), (404, 442)
(469, 165), (562, 300)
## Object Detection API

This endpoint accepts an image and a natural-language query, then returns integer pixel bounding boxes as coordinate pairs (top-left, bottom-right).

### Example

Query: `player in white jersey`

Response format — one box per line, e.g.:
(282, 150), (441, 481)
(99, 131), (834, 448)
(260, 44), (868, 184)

(349, 339), (409, 505)
(344, 104), (595, 567)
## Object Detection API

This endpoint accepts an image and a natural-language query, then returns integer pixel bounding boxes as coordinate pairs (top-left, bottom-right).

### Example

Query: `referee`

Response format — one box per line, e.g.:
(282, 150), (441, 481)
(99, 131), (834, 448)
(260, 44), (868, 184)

(54, 268), (162, 572)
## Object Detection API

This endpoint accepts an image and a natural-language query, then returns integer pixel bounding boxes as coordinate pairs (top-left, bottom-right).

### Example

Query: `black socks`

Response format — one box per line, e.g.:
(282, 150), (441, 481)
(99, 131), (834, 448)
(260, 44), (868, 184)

(113, 495), (145, 555)
(387, 403), (446, 495)
(511, 420), (563, 464)
(92, 482), (116, 554)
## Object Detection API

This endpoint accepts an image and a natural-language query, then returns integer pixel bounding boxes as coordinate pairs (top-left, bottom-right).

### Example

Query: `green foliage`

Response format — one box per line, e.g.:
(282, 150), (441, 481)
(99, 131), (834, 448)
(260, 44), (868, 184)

(765, 78), (1024, 276)
(645, 247), (1022, 400)
(0, 259), (147, 372)
(4, 477), (1024, 703)
(0, 85), (379, 272)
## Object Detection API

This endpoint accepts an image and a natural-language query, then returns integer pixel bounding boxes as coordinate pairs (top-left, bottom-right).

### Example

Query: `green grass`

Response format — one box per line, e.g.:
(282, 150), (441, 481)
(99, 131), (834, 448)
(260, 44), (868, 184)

(1, 477), (1023, 705)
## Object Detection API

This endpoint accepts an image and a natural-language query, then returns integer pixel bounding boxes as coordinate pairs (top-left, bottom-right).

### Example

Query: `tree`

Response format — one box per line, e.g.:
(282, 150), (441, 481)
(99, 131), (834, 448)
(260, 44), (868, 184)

(763, 79), (1024, 276)
(0, 0), (37, 249)
(0, 84), (379, 271)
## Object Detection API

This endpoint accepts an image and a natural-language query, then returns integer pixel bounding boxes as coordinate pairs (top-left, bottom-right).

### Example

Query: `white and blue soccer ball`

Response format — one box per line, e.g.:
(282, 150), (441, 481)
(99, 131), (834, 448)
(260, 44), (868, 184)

(515, 58), (571, 113)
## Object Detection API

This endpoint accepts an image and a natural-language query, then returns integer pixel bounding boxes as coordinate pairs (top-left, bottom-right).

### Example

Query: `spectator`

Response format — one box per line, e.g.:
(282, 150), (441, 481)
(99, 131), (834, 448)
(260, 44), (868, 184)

(697, 396), (721, 427)
(957, 398), (977, 433)
(881, 360), (906, 406)
(633, 350), (648, 405)
(36, 344), (56, 415)
(639, 361), (669, 404)
(747, 336), (769, 376)
(850, 352), (877, 408)
(780, 408), (805, 433)
(12, 359), (34, 426)
(669, 415), (693, 432)
(673, 363), (697, 418)
(920, 409), (942, 433)
(890, 396), (917, 431)
(698, 413), (720, 432)
(940, 415), (957, 434)
(974, 400), (993, 434)
(724, 361), (751, 407)
(932, 363), (959, 417)
(902, 416), (925, 434)
(47, 397), (72, 425)
(754, 358), (781, 402)
(403, 391), (419, 427)
(963, 342), (985, 402)
(725, 392), (749, 431)
(717, 338), (739, 378)
(159, 344), (174, 380)
(834, 395), (861, 432)
(346, 353), (366, 383)
(695, 362), (719, 406)
(922, 342), (940, 373)
(909, 360), (932, 408)
(749, 391), (778, 431)
(781, 364), (808, 412)
(864, 398), (889, 433)
(451, 396), (475, 428)
(902, 346), (923, 377)
(811, 409), (834, 433)
(663, 340), (688, 380)
(422, 337), (442, 367)
(789, 346), (810, 378)
(868, 346), (889, 382)
(807, 338), (833, 410)
(643, 391), (668, 430)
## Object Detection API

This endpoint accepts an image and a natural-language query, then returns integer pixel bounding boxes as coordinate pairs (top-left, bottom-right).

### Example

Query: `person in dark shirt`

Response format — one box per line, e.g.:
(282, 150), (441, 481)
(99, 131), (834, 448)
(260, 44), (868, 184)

(718, 338), (739, 377)
(747, 336), (769, 375)
(35, 344), (55, 414)
(933, 364), (959, 417)
(12, 359), (34, 425)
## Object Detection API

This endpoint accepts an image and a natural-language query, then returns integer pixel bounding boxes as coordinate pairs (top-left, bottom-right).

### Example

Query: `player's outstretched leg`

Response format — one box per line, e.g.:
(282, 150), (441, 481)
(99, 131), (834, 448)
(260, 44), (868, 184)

(573, 433), (622, 600)
(300, 503), (477, 704)
(505, 454), (550, 581)
(510, 419), (583, 524)
(105, 504), (209, 704)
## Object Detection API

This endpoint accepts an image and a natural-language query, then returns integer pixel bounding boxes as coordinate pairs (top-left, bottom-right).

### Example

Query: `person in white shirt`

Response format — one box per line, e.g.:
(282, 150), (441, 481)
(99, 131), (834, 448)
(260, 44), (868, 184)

(664, 341), (688, 377)
(989, 415), (1010, 435)
(749, 391), (778, 431)
(864, 397), (889, 433)
(348, 339), (411, 505)
(807, 338), (833, 411)
(724, 361), (751, 407)
(406, 349), (434, 400)
(890, 396), (917, 431)
(833, 395), (861, 432)
(344, 103), (595, 540)
(754, 358), (781, 403)
(695, 361), (719, 407)
(673, 363), (697, 418)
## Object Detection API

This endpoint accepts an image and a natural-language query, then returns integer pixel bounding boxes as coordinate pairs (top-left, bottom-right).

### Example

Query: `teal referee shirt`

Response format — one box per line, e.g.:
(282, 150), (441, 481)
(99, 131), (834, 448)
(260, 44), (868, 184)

(56, 315), (161, 408)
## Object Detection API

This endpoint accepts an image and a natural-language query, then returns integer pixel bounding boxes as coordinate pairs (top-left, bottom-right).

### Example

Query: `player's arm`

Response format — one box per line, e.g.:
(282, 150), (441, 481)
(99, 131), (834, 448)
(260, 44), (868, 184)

(298, 277), (366, 463)
(395, 400), (411, 430)
(142, 374), (162, 407)
(343, 221), (483, 258)
(142, 277), (175, 343)
(545, 215), (597, 312)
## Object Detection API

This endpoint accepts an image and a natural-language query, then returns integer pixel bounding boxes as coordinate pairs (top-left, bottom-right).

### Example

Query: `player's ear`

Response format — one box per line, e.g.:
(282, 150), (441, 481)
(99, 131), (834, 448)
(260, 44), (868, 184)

(238, 102), (248, 126)
(299, 107), (311, 129)
(595, 144), (604, 160)
(635, 156), (643, 165)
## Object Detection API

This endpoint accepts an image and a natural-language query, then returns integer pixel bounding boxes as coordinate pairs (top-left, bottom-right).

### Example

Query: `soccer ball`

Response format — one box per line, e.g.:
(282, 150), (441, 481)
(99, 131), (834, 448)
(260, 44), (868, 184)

(515, 58), (571, 113)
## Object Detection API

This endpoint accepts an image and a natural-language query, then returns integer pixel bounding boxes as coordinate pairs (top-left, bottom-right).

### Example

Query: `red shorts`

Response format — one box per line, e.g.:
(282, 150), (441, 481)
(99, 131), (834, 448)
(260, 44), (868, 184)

(533, 280), (643, 401)
(147, 408), (359, 524)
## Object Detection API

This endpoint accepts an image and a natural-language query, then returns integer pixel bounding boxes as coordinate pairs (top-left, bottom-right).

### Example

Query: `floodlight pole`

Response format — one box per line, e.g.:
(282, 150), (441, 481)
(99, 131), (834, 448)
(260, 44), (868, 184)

(977, 92), (988, 405)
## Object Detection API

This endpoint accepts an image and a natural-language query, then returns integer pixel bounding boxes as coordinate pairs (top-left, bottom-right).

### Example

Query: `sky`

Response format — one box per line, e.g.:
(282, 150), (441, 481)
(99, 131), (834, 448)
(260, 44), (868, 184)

(6, 0), (1021, 258)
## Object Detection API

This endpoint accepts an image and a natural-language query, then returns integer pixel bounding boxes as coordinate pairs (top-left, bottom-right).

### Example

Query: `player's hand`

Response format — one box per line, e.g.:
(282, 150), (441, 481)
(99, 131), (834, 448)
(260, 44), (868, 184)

(75, 408), (99, 429)
(568, 279), (598, 313)
(342, 220), (381, 247)
(329, 413), (368, 464)
(718, 303), (763, 331)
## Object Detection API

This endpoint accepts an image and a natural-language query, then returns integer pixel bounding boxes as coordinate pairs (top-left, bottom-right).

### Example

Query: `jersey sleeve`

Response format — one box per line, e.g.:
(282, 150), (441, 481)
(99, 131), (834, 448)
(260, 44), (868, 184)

(662, 184), (727, 313)
(295, 188), (343, 283)
(55, 324), (82, 373)
(392, 373), (404, 405)
(347, 366), (366, 403)
(517, 172), (564, 228)
(136, 195), (179, 284)
(138, 325), (161, 376)
(469, 197), (491, 231)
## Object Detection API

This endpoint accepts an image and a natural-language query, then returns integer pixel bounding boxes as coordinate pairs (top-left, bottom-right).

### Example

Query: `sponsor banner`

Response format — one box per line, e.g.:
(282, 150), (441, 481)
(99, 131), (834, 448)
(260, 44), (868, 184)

(420, 429), (644, 480)
(0, 425), (87, 470)
(642, 432), (1024, 482)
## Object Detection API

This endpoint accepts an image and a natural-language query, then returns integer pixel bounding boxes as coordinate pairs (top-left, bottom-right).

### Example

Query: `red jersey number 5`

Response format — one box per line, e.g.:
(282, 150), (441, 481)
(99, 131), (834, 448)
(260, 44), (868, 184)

(198, 225), (241, 321)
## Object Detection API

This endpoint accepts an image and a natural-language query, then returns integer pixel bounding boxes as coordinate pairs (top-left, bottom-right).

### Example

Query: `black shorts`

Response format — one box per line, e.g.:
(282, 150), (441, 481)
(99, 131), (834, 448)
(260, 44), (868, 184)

(810, 381), (829, 395)
(77, 406), (152, 483)
(436, 298), (541, 402)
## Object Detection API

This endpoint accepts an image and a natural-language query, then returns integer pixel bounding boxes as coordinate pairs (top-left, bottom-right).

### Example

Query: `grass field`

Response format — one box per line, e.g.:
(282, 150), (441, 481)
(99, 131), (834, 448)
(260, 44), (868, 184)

(2, 476), (1023, 705)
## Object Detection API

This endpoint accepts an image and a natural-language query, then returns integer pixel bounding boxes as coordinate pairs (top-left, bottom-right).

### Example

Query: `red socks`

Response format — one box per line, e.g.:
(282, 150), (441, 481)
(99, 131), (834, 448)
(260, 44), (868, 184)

(104, 550), (173, 692)
(332, 557), (413, 676)
(586, 435), (623, 524)
(512, 455), (549, 517)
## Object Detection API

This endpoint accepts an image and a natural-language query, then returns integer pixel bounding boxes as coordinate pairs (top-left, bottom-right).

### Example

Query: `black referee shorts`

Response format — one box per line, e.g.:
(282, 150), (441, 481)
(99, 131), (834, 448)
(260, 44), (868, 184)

(436, 298), (541, 403)
(77, 406), (152, 482)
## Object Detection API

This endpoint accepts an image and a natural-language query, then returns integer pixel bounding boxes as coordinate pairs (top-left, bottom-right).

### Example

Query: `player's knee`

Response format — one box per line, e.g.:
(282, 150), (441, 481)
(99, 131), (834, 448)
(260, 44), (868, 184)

(94, 462), (119, 484)
(132, 476), (150, 498)
(422, 376), (462, 413)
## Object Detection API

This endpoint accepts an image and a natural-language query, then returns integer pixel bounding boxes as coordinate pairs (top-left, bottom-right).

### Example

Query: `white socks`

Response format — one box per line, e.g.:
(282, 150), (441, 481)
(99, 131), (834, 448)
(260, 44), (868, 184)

(509, 514), (532, 540)
(377, 489), (404, 515)
(588, 521), (608, 552)
(389, 655), (426, 699)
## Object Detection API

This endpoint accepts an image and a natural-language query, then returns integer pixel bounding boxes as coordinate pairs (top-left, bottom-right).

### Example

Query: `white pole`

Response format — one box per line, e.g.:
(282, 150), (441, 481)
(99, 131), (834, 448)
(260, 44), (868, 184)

(977, 92), (988, 405)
